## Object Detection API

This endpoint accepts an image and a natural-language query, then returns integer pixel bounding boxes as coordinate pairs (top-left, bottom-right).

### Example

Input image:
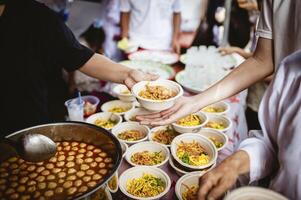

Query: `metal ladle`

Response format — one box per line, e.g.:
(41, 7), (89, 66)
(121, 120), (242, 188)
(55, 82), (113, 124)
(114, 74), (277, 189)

(2, 133), (57, 162)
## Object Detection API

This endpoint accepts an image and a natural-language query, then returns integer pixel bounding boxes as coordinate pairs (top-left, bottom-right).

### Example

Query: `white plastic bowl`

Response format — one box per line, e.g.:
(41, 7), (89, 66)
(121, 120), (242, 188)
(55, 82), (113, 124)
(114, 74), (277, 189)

(111, 122), (150, 145)
(119, 166), (171, 200)
(124, 108), (153, 122)
(113, 84), (136, 102)
(169, 157), (216, 176)
(85, 112), (122, 130)
(224, 186), (288, 200)
(175, 172), (203, 200)
(171, 133), (217, 170)
(125, 141), (169, 167)
(172, 112), (208, 134)
(106, 171), (119, 193)
(201, 101), (230, 115)
(204, 114), (232, 132)
(149, 125), (179, 147)
(132, 80), (183, 111)
(101, 100), (134, 115)
(119, 140), (128, 158)
(198, 128), (228, 151)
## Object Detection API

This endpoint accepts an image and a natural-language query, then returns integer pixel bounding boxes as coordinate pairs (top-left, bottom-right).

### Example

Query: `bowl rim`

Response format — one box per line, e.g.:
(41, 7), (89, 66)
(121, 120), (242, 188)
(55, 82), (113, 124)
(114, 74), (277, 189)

(111, 122), (150, 144)
(172, 112), (208, 129)
(175, 172), (203, 200)
(125, 141), (170, 167)
(118, 166), (172, 200)
(85, 112), (123, 130)
(4, 121), (122, 200)
(170, 133), (218, 170)
(101, 100), (134, 115)
(106, 171), (119, 193)
(197, 128), (229, 151)
(205, 114), (233, 132)
(131, 80), (184, 103)
(81, 95), (100, 104)
(201, 101), (230, 115)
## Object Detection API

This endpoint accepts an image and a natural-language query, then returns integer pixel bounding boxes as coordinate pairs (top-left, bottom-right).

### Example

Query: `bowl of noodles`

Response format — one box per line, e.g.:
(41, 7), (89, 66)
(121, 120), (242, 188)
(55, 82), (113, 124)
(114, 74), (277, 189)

(175, 172), (203, 200)
(113, 84), (136, 102)
(149, 125), (180, 147)
(198, 129), (228, 151)
(171, 133), (217, 170)
(204, 114), (232, 132)
(86, 112), (122, 130)
(119, 166), (171, 200)
(112, 122), (150, 145)
(172, 113), (208, 134)
(132, 80), (183, 111)
(101, 100), (134, 115)
(201, 101), (230, 115)
(125, 141), (169, 167)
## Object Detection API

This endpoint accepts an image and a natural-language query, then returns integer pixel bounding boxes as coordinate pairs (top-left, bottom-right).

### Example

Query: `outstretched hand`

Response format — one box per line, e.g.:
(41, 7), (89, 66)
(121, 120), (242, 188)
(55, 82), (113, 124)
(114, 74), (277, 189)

(137, 96), (202, 126)
(124, 70), (158, 89)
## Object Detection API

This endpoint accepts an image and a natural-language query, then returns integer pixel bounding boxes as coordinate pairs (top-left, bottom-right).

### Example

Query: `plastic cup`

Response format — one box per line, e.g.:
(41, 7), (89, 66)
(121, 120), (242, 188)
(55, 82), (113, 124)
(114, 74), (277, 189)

(64, 98), (84, 121)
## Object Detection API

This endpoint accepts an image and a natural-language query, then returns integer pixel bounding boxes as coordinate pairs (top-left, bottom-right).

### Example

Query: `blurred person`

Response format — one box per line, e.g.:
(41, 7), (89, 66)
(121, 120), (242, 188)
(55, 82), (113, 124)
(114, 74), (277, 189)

(0, 0), (157, 135)
(120, 0), (181, 54)
(138, 0), (301, 198)
(198, 50), (301, 200)
(220, 0), (263, 131)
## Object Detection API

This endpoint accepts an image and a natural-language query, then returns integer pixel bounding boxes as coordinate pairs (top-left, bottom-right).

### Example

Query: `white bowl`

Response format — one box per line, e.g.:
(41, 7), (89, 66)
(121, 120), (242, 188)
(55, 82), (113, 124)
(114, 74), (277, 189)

(85, 112), (122, 130)
(119, 166), (171, 200)
(149, 125), (179, 147)
(132, 80), (183, 111)
(201, 101), (230, 115)
(169, 157), (216, 176)
(101, 100), (134, 115)
(113, 84), (136, 102)
(172, 112), (208, 134)
(171, 133), (217, 170)
(224, 186), (288, 200)
(124, 108), (153, 122)
(125, 141), (169, 167)
(106, 171), (119, 193)
(198, 128), (228, 151)
(119, 140), (128, 158)
(175, 172), (203, 200)
(111, 122), (150, 145)
(204, 114), (232, 132)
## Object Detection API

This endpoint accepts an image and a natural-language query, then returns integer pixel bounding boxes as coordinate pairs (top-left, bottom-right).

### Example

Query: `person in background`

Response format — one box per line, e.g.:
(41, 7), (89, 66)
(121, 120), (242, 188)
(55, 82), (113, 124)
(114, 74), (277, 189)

(0, 0), (157, 135)
(120, 0), (181, 54)
(219, 0), (263, 131)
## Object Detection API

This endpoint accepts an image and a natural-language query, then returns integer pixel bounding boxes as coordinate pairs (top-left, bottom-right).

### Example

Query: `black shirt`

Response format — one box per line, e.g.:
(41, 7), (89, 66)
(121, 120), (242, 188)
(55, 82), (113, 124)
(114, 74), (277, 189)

(0, 0), (94, 135)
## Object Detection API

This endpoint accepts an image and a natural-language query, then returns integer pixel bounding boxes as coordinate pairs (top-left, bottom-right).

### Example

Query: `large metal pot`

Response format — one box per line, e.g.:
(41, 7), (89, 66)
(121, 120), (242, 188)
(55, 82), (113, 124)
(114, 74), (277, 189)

(0, 122), (122, 200)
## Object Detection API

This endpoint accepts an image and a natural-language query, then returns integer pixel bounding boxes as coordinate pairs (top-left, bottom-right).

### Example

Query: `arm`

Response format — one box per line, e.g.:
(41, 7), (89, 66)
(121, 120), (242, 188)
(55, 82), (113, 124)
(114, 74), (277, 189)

(172, 13), (181, 54)
(138, 38), (273, 125)
(120, 12), (130, 38)
(219, 46), (253, 59)
(80, 53), (157, 88)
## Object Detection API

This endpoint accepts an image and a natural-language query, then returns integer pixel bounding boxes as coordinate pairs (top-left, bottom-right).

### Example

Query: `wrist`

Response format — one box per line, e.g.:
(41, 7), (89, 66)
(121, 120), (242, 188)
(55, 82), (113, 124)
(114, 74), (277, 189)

(227, 151), (250, 175)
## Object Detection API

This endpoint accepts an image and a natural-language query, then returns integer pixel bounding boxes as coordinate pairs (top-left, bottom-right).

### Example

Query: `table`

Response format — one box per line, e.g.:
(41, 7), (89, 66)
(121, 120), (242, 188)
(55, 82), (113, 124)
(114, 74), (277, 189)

(87, 55), (249, 199)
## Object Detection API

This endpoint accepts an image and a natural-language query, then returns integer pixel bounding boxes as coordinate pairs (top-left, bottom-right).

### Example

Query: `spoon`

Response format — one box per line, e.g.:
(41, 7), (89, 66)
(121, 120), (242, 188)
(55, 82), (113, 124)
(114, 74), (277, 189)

(2, 133), (57, 163)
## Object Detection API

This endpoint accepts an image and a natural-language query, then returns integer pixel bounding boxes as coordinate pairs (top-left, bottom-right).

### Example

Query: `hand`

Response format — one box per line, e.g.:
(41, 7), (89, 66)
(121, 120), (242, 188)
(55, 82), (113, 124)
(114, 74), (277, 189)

(219, 46), (241, 56)
(237, 0), (258, 11)
(123, 69), (158, 89)
(172, 39), (181, 54)
(198, 151), (250, 200)
(137, 96), (201, 126)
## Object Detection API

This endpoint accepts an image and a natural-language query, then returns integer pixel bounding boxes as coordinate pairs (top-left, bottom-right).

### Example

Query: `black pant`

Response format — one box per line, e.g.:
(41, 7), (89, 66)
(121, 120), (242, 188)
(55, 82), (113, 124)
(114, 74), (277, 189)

(245, 107), (261, 131)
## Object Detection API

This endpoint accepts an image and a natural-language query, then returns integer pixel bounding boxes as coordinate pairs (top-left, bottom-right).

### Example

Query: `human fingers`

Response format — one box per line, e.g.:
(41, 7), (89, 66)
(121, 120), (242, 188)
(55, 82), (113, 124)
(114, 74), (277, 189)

(198, 173), (220, 200)
(206, 178), (235, 200)
(124, 77), (136, 89)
